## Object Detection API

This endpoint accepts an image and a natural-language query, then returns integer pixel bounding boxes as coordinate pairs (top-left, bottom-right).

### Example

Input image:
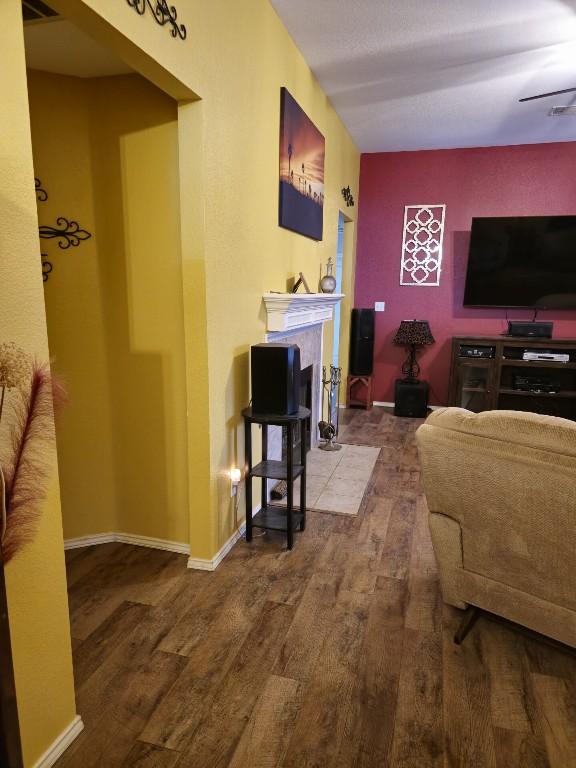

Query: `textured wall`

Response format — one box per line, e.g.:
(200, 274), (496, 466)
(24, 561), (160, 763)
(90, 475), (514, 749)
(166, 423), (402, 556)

(190, 1), (361, 552)
(49, 0), (360, 561)
(28, 72), (189, 544)
(0, 4), (76, 766)
(28, 72), (117, 538)
(355, 143), (576, 404)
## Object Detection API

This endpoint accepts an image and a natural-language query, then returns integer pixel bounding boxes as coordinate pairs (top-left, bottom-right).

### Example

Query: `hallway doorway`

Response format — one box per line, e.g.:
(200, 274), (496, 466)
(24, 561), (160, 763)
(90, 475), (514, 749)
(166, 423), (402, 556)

(332, 210), (346, 368)
(24, 14), (190, 554)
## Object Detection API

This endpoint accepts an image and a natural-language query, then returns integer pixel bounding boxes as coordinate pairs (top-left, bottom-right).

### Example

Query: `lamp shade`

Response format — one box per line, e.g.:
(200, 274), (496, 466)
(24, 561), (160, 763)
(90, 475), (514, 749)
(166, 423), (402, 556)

(393, 320), (435, 347)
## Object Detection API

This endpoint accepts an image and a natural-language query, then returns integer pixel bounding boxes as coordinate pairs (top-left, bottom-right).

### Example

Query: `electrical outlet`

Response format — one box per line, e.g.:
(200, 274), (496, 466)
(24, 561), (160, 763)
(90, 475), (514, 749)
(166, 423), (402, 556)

(375, 301), (385, 312)
(229, 468), (242, 497)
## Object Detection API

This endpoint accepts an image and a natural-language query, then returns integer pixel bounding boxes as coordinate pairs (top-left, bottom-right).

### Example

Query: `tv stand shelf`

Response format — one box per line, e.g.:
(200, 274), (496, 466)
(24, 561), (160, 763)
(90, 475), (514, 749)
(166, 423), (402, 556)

(501, 358), (576, 370)
(448, 335), (576, 421)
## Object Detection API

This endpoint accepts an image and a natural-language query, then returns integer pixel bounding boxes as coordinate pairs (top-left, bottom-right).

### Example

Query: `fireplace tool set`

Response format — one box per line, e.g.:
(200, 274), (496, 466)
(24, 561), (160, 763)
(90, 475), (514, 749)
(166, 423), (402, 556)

(318, 364), (342, 451)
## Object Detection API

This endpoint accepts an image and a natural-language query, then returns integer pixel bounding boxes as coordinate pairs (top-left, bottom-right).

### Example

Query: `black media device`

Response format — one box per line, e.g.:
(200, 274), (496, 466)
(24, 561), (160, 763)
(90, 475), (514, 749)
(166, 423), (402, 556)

(349, 308), (375, 376)
(463, 216), (576, 309)
(459, 345), (495, 359)
(506, 320), (553, 339)
(251, 343), (301, 416)
(513, 374), (561, 393)
(394, 379), (429, 418)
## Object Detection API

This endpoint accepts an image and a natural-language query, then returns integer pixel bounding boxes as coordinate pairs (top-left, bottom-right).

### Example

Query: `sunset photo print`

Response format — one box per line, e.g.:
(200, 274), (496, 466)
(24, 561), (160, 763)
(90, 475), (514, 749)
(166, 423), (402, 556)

(279, 87), (325, 240)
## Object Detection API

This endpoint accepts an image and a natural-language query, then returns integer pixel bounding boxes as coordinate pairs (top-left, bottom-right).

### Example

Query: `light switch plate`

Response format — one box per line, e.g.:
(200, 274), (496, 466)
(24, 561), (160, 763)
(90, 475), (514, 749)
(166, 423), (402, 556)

(375, 301), (385, 312)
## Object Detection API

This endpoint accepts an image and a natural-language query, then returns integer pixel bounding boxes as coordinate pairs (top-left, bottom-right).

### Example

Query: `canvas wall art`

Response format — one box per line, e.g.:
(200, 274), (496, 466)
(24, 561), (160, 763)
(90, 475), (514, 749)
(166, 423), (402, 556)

(279, 87), (325, 241)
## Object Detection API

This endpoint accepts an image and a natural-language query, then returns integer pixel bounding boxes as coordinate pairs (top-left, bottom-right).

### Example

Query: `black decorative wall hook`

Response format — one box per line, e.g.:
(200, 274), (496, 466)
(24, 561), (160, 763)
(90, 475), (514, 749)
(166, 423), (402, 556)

(35, 178), (92, 282)
(126, 0), (187, 40)
(35, 178), (48, 202)
(341, 186), (355, 207)
(39, 218), (92, 250)
(41, 257), (53, 283)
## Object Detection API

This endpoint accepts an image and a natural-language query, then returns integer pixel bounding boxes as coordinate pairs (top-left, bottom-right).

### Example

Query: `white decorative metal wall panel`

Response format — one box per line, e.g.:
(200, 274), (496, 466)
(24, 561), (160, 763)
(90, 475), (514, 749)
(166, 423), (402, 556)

(400, 205), (446, 286)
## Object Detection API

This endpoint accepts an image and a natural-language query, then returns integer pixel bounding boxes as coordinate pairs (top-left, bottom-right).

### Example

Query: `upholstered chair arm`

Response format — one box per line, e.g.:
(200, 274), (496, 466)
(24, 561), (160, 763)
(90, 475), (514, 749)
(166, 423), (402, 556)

(428, 512), (467, 609)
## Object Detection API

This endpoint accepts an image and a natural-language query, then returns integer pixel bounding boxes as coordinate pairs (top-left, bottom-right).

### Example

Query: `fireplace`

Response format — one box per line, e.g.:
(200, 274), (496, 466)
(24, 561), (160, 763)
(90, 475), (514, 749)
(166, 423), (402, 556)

(264, 321), (322, 500)
(261, 293), (344, 502)
(300, 364), (313, 453)
(282, 364), (312, 464)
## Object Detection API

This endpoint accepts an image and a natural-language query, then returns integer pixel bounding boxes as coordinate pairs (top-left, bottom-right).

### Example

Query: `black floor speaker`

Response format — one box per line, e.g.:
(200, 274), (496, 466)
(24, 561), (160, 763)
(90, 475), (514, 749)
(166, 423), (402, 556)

(349, 308), (375, 376)
(394, 379), (429, 418)
(251, 343), (301, 415)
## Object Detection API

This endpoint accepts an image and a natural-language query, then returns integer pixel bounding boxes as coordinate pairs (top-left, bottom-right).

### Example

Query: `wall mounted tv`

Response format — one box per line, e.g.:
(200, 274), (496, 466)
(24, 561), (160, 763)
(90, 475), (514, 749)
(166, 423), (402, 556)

(463, 216), (576, 309)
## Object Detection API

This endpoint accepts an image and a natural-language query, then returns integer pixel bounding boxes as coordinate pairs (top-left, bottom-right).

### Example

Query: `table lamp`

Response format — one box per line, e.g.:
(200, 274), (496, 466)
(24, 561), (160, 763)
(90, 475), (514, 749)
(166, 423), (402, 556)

(393, 320), (435, 381)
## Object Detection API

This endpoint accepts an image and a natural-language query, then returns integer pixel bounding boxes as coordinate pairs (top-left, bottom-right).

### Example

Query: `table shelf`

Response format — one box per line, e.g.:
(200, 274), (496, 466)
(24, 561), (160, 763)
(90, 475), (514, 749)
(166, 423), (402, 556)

(251, 505), (304, 532)
(249, 460), (304, 481)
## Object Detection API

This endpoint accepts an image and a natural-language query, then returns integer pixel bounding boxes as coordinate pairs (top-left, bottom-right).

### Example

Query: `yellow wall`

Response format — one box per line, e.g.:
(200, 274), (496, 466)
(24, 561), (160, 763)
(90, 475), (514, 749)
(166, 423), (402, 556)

(27, 71), (117, 537)
(0, 3), (77, 766)
(28, 71), (189, 544)
(90, 75), (189, 542)
(49, 0), (361, 561)
(186, 1), (361, 553)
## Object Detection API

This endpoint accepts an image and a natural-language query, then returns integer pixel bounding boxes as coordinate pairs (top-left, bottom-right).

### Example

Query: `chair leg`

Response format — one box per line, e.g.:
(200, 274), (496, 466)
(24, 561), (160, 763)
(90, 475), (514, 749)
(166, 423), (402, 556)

(454, 605), (481, 645)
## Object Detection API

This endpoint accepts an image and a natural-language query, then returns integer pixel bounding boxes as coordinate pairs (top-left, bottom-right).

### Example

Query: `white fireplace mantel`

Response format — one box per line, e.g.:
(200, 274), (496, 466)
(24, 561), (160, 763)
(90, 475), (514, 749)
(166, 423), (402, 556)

(263, 292), (344, 333)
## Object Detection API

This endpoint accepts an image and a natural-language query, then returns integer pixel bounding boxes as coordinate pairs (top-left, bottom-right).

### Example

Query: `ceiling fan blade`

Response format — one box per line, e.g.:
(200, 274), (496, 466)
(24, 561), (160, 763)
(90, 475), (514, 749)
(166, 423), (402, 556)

(519, 87), (576, 102)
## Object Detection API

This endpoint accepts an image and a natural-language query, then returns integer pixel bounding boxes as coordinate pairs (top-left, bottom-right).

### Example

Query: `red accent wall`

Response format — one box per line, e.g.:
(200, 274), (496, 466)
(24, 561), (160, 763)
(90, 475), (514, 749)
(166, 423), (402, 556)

(355, 143), (576, 405)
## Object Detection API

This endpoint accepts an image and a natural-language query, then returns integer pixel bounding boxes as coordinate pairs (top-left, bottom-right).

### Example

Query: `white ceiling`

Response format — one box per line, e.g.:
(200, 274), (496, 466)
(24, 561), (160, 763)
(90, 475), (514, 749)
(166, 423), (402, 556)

(24, 19), (132, 78)
(270, 0), (576, 152)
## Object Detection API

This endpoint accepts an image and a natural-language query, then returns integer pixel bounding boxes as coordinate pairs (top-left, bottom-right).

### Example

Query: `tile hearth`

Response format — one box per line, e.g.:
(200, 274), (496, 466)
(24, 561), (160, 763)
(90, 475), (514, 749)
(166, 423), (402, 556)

(277, 443), (380, 516)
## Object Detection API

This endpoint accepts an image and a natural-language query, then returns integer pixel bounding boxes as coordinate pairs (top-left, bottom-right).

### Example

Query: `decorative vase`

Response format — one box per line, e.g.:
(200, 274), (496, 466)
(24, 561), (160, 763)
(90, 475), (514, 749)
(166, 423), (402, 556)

(320, 257), (337, 293)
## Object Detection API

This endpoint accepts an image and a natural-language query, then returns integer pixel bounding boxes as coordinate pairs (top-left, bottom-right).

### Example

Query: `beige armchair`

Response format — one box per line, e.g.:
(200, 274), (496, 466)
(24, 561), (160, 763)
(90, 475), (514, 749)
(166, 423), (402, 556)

(416, 407), (576, 647)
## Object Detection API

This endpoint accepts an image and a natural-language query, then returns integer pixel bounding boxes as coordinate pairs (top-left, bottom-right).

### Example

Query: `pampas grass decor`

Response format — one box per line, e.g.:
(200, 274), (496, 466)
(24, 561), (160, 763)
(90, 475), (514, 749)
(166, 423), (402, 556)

(1, 362), (65, 564)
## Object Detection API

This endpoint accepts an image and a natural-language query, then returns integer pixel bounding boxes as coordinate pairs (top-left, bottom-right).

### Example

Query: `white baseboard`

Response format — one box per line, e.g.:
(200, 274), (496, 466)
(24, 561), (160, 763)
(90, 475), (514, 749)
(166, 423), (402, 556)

(373, 400), (444, 411)
(63, 532), (115, 549)
(65, 525), (247, 572)
(33, 715), (84, 768)
(64, 532), (190, 555)
(187, 522), (246, 571)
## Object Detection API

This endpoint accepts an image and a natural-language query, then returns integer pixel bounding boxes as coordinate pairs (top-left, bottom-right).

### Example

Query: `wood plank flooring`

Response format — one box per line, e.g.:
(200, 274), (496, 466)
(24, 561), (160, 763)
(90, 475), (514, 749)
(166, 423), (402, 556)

(56, 407), (576, 768)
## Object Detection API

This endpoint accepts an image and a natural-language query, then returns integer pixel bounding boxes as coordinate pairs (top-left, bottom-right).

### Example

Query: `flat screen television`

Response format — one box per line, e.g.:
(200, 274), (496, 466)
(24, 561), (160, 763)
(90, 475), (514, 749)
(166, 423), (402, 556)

(463, 216), (576, 309)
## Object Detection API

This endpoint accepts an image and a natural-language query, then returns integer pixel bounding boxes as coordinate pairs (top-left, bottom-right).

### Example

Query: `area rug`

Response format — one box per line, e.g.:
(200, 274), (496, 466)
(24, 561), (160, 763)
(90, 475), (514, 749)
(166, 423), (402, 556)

(276, 443), (380, 516)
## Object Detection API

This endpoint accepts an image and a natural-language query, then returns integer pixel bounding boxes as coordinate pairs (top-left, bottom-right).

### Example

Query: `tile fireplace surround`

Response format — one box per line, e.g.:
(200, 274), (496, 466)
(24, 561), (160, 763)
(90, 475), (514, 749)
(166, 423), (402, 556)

(261, 292), (344, 487)
(266, 323), (322, 463)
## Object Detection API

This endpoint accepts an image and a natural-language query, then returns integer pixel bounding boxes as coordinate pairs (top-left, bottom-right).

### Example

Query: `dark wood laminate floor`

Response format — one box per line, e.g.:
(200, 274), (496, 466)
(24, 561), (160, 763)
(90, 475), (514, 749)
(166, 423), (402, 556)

(57, 407), (576, 768)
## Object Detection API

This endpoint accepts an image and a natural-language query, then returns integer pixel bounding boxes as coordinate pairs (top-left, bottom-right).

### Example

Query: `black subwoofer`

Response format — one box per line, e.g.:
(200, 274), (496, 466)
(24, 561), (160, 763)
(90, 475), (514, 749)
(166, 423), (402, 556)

(394, 379), (429, 418)
(251, 343), (301, 415)
(349, 308), (375, 376)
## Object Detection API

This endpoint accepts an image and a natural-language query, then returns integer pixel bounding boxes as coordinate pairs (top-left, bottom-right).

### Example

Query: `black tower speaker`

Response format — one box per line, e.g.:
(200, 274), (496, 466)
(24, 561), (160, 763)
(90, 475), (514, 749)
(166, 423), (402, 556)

(251, 343), (301, 415)
(349, 308), (375, 376)
(394, 379), (429, 418)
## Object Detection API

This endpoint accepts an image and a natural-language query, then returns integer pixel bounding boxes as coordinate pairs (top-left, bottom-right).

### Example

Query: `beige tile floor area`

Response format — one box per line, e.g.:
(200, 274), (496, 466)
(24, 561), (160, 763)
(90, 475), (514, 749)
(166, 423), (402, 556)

(277, 443), (381, 515)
